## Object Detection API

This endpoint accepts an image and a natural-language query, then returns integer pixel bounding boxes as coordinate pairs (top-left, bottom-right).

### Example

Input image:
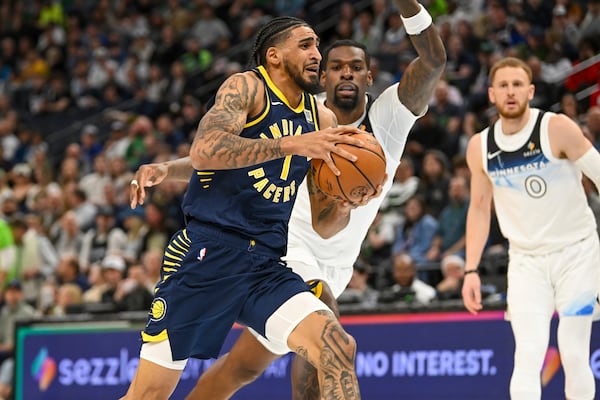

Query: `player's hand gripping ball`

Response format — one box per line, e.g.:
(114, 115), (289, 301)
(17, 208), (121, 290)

(312, 132), (386, 203)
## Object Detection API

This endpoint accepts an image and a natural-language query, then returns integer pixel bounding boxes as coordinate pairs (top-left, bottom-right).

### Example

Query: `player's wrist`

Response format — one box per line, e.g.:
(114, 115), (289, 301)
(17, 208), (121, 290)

(400, 3), (432, 35)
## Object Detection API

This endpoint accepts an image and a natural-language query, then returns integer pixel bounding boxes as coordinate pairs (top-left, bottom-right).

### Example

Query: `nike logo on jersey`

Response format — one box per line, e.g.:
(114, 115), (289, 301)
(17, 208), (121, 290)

(487, 150), (502, 159)
(271, 101), (283, 106)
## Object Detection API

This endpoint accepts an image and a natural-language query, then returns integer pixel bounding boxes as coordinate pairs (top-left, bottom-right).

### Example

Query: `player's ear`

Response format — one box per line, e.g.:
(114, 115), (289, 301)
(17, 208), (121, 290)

(266, 47), (281, 66)
(488, 87), (496, 104)
(320, 69), (326, 86)
(367, 70), (373, 87)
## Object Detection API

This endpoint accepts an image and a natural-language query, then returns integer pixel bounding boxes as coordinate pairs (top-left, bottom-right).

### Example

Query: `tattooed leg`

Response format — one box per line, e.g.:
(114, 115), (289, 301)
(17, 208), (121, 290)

(291, 355), (320, 400)
(289, 310), (360, 400)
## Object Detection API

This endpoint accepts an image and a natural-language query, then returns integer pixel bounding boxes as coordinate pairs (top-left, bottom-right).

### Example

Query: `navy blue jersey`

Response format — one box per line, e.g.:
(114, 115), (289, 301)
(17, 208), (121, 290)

(181, 66), (320, 256)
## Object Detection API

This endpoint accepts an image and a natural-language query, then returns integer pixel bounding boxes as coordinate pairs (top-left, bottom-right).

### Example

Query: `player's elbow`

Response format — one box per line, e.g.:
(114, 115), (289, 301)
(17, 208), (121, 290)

(312, 220), (338, 239)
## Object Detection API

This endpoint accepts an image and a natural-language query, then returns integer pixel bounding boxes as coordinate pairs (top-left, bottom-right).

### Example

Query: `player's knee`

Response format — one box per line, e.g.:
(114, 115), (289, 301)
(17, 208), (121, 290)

(319, 322), (357, 368)
(223, 355), (264, 385)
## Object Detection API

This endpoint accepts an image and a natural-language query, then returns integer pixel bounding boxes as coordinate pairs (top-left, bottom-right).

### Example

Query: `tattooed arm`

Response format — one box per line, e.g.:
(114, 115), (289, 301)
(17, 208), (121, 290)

(394, 0), (446, 115)
(190, 72), (366, 173)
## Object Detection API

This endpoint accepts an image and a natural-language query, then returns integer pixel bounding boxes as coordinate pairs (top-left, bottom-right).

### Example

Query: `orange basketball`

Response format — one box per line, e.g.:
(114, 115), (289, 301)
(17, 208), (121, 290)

(312, 132), (386, 203)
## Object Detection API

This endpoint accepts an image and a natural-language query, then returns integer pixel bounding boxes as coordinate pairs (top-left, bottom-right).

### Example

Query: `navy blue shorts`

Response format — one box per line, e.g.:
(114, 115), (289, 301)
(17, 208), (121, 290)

(142, 222), (311, 361)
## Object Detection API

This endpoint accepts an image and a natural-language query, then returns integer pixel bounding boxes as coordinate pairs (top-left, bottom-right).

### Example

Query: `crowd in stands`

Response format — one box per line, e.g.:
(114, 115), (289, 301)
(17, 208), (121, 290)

(0, 0), (600, 397)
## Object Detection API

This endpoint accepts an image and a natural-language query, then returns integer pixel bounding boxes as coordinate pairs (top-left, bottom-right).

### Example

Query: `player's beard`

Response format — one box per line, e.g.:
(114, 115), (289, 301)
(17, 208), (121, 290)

(331, 89), (359, 111)
(496, 100), (528, 119)
(284, 60), (320, 94)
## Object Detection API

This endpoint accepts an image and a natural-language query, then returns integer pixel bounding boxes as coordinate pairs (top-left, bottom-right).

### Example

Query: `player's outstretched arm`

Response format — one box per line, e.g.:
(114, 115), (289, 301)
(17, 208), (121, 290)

(462, 134), (493, 315)
(129, 157), (194, 209)
(190, 72), (366, 173)
(394, 0), (446, 115)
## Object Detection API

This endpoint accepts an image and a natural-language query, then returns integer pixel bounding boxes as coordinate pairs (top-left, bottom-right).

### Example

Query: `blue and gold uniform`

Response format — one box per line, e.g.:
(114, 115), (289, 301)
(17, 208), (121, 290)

(142, 66), (321, 361)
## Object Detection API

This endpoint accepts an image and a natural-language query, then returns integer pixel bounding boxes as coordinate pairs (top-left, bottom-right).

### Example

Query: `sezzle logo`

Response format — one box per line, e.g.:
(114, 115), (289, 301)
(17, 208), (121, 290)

(32, 348), (57, 391)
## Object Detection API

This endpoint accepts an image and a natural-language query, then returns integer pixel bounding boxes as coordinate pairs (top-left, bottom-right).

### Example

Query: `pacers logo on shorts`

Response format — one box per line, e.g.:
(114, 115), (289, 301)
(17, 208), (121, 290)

(307, 280), (323, 299)
(150, 298), (167, 321)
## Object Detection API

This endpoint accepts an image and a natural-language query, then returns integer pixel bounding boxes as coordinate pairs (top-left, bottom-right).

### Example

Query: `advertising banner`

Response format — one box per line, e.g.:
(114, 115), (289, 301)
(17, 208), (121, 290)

(14, 311), (600, 399)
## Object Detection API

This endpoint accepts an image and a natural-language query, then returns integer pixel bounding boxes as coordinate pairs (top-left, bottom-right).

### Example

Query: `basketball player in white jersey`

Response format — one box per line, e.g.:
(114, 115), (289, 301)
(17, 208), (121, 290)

(129, 2), (445, 398)
(461, 57), (600, 400)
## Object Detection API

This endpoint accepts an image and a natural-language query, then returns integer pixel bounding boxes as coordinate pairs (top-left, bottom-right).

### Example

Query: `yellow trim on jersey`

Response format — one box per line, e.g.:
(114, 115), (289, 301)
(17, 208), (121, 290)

(163, 260), (180, 267)
(308, 94), (319, 130)
(182, 229), (190, 242)
(257, 66), (305, 113)
(164, 251), (183, 261)
(245, 98), (270, 128)
(167, 244), (186, 257)
(141, 329), (169, 343)
(171, 240), (188, 253)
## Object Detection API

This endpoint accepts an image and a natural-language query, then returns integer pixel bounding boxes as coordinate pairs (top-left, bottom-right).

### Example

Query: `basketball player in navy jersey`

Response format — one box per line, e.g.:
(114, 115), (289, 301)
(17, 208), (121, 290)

(130, 2), (445, 399)
(121, 17), (369, 400)
(462, 57), (600, 400)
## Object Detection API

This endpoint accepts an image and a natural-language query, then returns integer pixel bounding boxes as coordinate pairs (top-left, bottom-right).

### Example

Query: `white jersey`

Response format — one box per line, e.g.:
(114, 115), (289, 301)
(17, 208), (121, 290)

(283, 84), (423, 297)
(482, 108), (596, 255)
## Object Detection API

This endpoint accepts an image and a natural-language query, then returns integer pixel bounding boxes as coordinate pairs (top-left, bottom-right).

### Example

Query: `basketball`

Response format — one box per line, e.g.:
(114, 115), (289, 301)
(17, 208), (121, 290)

(312, 132), (386, 203)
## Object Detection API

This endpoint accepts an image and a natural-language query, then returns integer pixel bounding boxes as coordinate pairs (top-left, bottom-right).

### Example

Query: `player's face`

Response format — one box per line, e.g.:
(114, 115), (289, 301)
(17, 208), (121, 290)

(321, 46), (373, 111)
(281, 26), (322, 93)
(488, 66), (534, 119)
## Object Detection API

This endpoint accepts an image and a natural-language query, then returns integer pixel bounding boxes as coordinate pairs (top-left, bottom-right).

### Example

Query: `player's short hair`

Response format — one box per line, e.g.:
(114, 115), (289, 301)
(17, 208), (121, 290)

(249, 16), (311, 67)
(321, 39), (371, 69)
(489, 57), (532, 85)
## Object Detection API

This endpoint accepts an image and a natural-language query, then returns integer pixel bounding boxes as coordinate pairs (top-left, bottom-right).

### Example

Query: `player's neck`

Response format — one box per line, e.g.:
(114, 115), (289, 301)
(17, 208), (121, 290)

(499, 107), (531, 135)
(327, 100), (367, 125)
(266, 68), (304, 108)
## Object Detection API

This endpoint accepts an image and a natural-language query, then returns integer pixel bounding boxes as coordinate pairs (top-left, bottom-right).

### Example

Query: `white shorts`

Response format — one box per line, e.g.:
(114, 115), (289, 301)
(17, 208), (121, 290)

(284, 256), (354, 299)
(140, 339), (188, 370)
(249, 291), (333, 355)
(506, 235), (600, 319)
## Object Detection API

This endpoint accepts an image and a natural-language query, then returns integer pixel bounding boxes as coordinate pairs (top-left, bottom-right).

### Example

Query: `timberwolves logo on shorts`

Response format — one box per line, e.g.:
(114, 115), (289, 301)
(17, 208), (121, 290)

(150, 298), (167, 321)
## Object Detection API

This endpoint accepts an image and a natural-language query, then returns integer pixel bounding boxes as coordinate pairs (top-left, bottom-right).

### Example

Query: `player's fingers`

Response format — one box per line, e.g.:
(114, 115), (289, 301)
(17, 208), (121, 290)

(330, 145), (358, 163)
(323, 156), (341, 176)
(129, 179), (140, 209)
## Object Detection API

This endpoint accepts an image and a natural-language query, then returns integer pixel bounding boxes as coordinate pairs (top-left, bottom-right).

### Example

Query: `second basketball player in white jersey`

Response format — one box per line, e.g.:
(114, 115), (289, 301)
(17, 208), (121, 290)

(462, 57), (600, 400)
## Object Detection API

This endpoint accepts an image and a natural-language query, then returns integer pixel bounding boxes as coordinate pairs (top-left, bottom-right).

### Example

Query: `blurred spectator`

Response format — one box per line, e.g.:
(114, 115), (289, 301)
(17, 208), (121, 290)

(405, 111), (452, 167)
(47, 283), (83, 316)
(579, 0), (600, 39)
(426, 174), (469, 262)
(52, 211), (83, 259)
(445, 33), (478, 95)
(189, 5), (231, 51)
(559, 91), (585, 126)
(0, 280), (37, 400)
(152, 25), (185, 69)
(79, 206), (127, 272)
(526, 55), (554, 109)
(378, 12), (408, 71)
(141, 249), (163, 286)
(380, 156), (419, 222)
(353, 8), (382, 55)
(64, 188), (97, 232)
(79, 153), (111, 206)
(113, 263), (153, 311)
(0, 280), (36, 354)
(79, 124), (104, 175)
(98, 254), (126, 306)
(337, 260), (378, 308)
(361, 210), (395, 272)
(379, 253), (436, 305)
(104, 121), (130, 161)
(392, 195), (438, 268)
(416, 150), (451, 217)
(583, 106), (600, 149)
(368, 57), (395, 98)
(435, 254), (465, 300)
(55, 254), (89, 293)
